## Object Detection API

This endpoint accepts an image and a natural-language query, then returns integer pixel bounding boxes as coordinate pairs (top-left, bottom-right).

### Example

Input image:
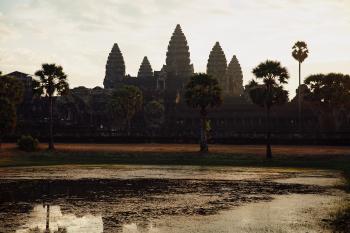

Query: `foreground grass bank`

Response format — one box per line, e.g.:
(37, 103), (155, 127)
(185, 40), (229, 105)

(1, 143), (350, 171)
(0, 143), (350, 231)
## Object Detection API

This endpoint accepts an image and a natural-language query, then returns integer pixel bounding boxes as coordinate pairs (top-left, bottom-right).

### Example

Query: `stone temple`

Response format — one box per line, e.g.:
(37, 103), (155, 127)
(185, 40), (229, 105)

(102, 25), (244, 97)
(4, 24), (350, 142)
(137, 57), (153, 79)
(102, 24), (196, 93)
(206, 42), (244, 96)
(225, 55), (244, 96)
(165, 24), (194, 80)
(207, 42), (227, 92)
(103, 43), (125, 89)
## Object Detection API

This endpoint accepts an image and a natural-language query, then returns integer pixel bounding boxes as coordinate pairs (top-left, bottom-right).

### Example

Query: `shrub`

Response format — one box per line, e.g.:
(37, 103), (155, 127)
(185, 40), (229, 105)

(17, 135), (39, 152)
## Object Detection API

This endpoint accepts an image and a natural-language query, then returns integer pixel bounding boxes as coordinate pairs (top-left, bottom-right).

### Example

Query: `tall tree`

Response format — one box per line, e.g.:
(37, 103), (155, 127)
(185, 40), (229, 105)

(144, 100), (165, 136)
(304, 73), (350, 131)
(109, 85), (143, 135)
(185, 73), (222, 152)
(292, 41), (309, 132)
(250, 60), (289, 159)
(0, 75), (24, 105)
(0, 74), (24, 149)
(0, 98), (17, 149)
(34, 64), (69, 150)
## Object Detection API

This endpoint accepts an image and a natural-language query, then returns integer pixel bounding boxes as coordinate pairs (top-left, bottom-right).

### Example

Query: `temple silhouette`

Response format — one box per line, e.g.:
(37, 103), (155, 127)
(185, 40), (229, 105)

(4, 25), (350, 143)
(103, 25), (243, 96)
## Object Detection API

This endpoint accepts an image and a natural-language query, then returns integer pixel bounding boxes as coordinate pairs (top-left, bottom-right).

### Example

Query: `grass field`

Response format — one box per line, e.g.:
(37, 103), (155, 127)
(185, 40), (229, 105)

(1, 143), (350, 169)
(3, 143), (350, 155)
(2, 143), (350, 155)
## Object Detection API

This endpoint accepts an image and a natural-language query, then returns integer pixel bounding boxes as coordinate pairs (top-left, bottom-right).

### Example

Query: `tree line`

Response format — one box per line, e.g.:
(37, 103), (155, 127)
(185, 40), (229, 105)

(1, 41), (350, 158)
(184, 41), (350, 157)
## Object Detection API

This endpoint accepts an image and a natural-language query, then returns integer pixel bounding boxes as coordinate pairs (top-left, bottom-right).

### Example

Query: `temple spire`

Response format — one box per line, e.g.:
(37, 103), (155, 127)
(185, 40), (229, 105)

(165, 24), (193, 80)
(137, 56), (153, 78)
(103, 43), (125, 89)
(225, 55), (244, 96)
(207, 42), (227, 90)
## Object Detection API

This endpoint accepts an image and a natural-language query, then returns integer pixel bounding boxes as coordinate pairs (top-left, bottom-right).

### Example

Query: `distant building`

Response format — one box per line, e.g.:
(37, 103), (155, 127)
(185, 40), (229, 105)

(6, 24), (350, 141)
(103, 43), (126, 89)
(225, 55), (244, 96)
(137, 57), (153, 79)
(207, 42), (227, 92)
(102, 24), (197, 93)
(164, 24), (194, 90)
(4, 71), (33, 100)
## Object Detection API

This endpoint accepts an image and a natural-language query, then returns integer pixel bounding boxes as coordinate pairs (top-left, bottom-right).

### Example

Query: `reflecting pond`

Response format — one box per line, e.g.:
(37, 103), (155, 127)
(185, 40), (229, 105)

(0, 166), (347, 233)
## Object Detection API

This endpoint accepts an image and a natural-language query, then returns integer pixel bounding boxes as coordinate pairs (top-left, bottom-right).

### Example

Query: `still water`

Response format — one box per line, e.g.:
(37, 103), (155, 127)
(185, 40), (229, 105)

(0, 166), (347, 233)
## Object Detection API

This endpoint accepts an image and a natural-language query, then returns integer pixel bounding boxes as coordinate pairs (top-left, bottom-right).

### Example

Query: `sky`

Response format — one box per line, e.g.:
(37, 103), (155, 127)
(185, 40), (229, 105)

(0, 0), (350, 98)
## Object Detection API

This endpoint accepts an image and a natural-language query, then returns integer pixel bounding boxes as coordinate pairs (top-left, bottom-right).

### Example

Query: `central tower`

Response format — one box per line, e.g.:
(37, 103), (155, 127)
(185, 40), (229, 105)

(165, 24), (193, 90)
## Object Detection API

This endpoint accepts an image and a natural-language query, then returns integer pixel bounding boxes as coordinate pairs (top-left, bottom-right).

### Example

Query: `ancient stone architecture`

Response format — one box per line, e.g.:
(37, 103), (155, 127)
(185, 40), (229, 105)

(207, 42), (227, 91)
(137, 56), (153, 78)
(5, 24), (350, 143)
(225, 55), (244, 96)
(164, 24), (194, 89)
(4, 71), (33, 100)
(103, 43), (125, 89)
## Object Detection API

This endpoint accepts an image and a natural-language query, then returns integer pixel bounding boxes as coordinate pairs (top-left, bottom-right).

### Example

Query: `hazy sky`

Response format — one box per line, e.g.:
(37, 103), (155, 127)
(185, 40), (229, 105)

(1, 0), (349, 97)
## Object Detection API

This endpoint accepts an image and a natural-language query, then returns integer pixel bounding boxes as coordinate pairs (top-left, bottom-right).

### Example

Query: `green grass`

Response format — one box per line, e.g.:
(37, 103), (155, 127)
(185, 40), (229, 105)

(0, 150), (349, 170)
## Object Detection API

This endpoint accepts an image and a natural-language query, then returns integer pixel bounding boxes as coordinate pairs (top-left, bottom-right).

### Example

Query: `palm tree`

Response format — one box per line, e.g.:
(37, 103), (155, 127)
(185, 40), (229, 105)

(304, 73), (350, 131)
(0, 98), (16, 149)
(0, 74), (24, 149)
(34, 64), (69, 150)
(250, 60), (289, 159)
(144, 100), (165, 137)
(109, 85), (143, 136)
(292, 41), (309, 132)
(185, 73), (222, 153)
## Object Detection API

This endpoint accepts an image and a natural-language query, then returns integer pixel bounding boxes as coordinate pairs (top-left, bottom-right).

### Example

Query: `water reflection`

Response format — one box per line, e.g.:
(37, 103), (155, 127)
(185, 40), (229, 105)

(123, 223), (159, 233)
(0, 166), (342, 233)
(16, 205), (103, 233)
(15, 204), (162, 233)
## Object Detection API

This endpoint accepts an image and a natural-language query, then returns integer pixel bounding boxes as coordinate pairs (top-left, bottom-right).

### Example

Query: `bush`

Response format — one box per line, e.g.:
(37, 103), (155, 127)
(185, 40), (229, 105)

(17, 135), (39, 152)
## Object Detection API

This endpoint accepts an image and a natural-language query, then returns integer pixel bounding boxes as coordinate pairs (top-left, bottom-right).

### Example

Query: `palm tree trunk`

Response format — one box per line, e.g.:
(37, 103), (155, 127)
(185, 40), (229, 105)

(48, 96), (54, 150)
(200, 108), (208, 153)
(127, 119), (131, 136)
(266, 106), (272, 159)
(45, 204), (50, 232)
(298, 61), (302, 133)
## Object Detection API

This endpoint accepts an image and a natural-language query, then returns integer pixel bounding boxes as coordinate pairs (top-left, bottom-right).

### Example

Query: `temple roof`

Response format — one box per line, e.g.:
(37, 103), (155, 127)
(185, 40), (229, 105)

(104, 43), (126, 88)
(207, 42), (227, 83)
(137, 56), (153, 78)
(165, 24), (193, 78)
(4, 71), (32, 79)
(225, 55), (244, 96)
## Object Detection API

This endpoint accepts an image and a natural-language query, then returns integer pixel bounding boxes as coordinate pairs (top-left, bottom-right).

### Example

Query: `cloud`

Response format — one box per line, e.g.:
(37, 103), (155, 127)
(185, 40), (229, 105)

(0, 14), (19, 42)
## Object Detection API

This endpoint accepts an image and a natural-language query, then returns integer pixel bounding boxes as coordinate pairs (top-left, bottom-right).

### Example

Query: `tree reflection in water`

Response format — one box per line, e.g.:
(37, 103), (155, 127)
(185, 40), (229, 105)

(16, 204), (103, 233)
